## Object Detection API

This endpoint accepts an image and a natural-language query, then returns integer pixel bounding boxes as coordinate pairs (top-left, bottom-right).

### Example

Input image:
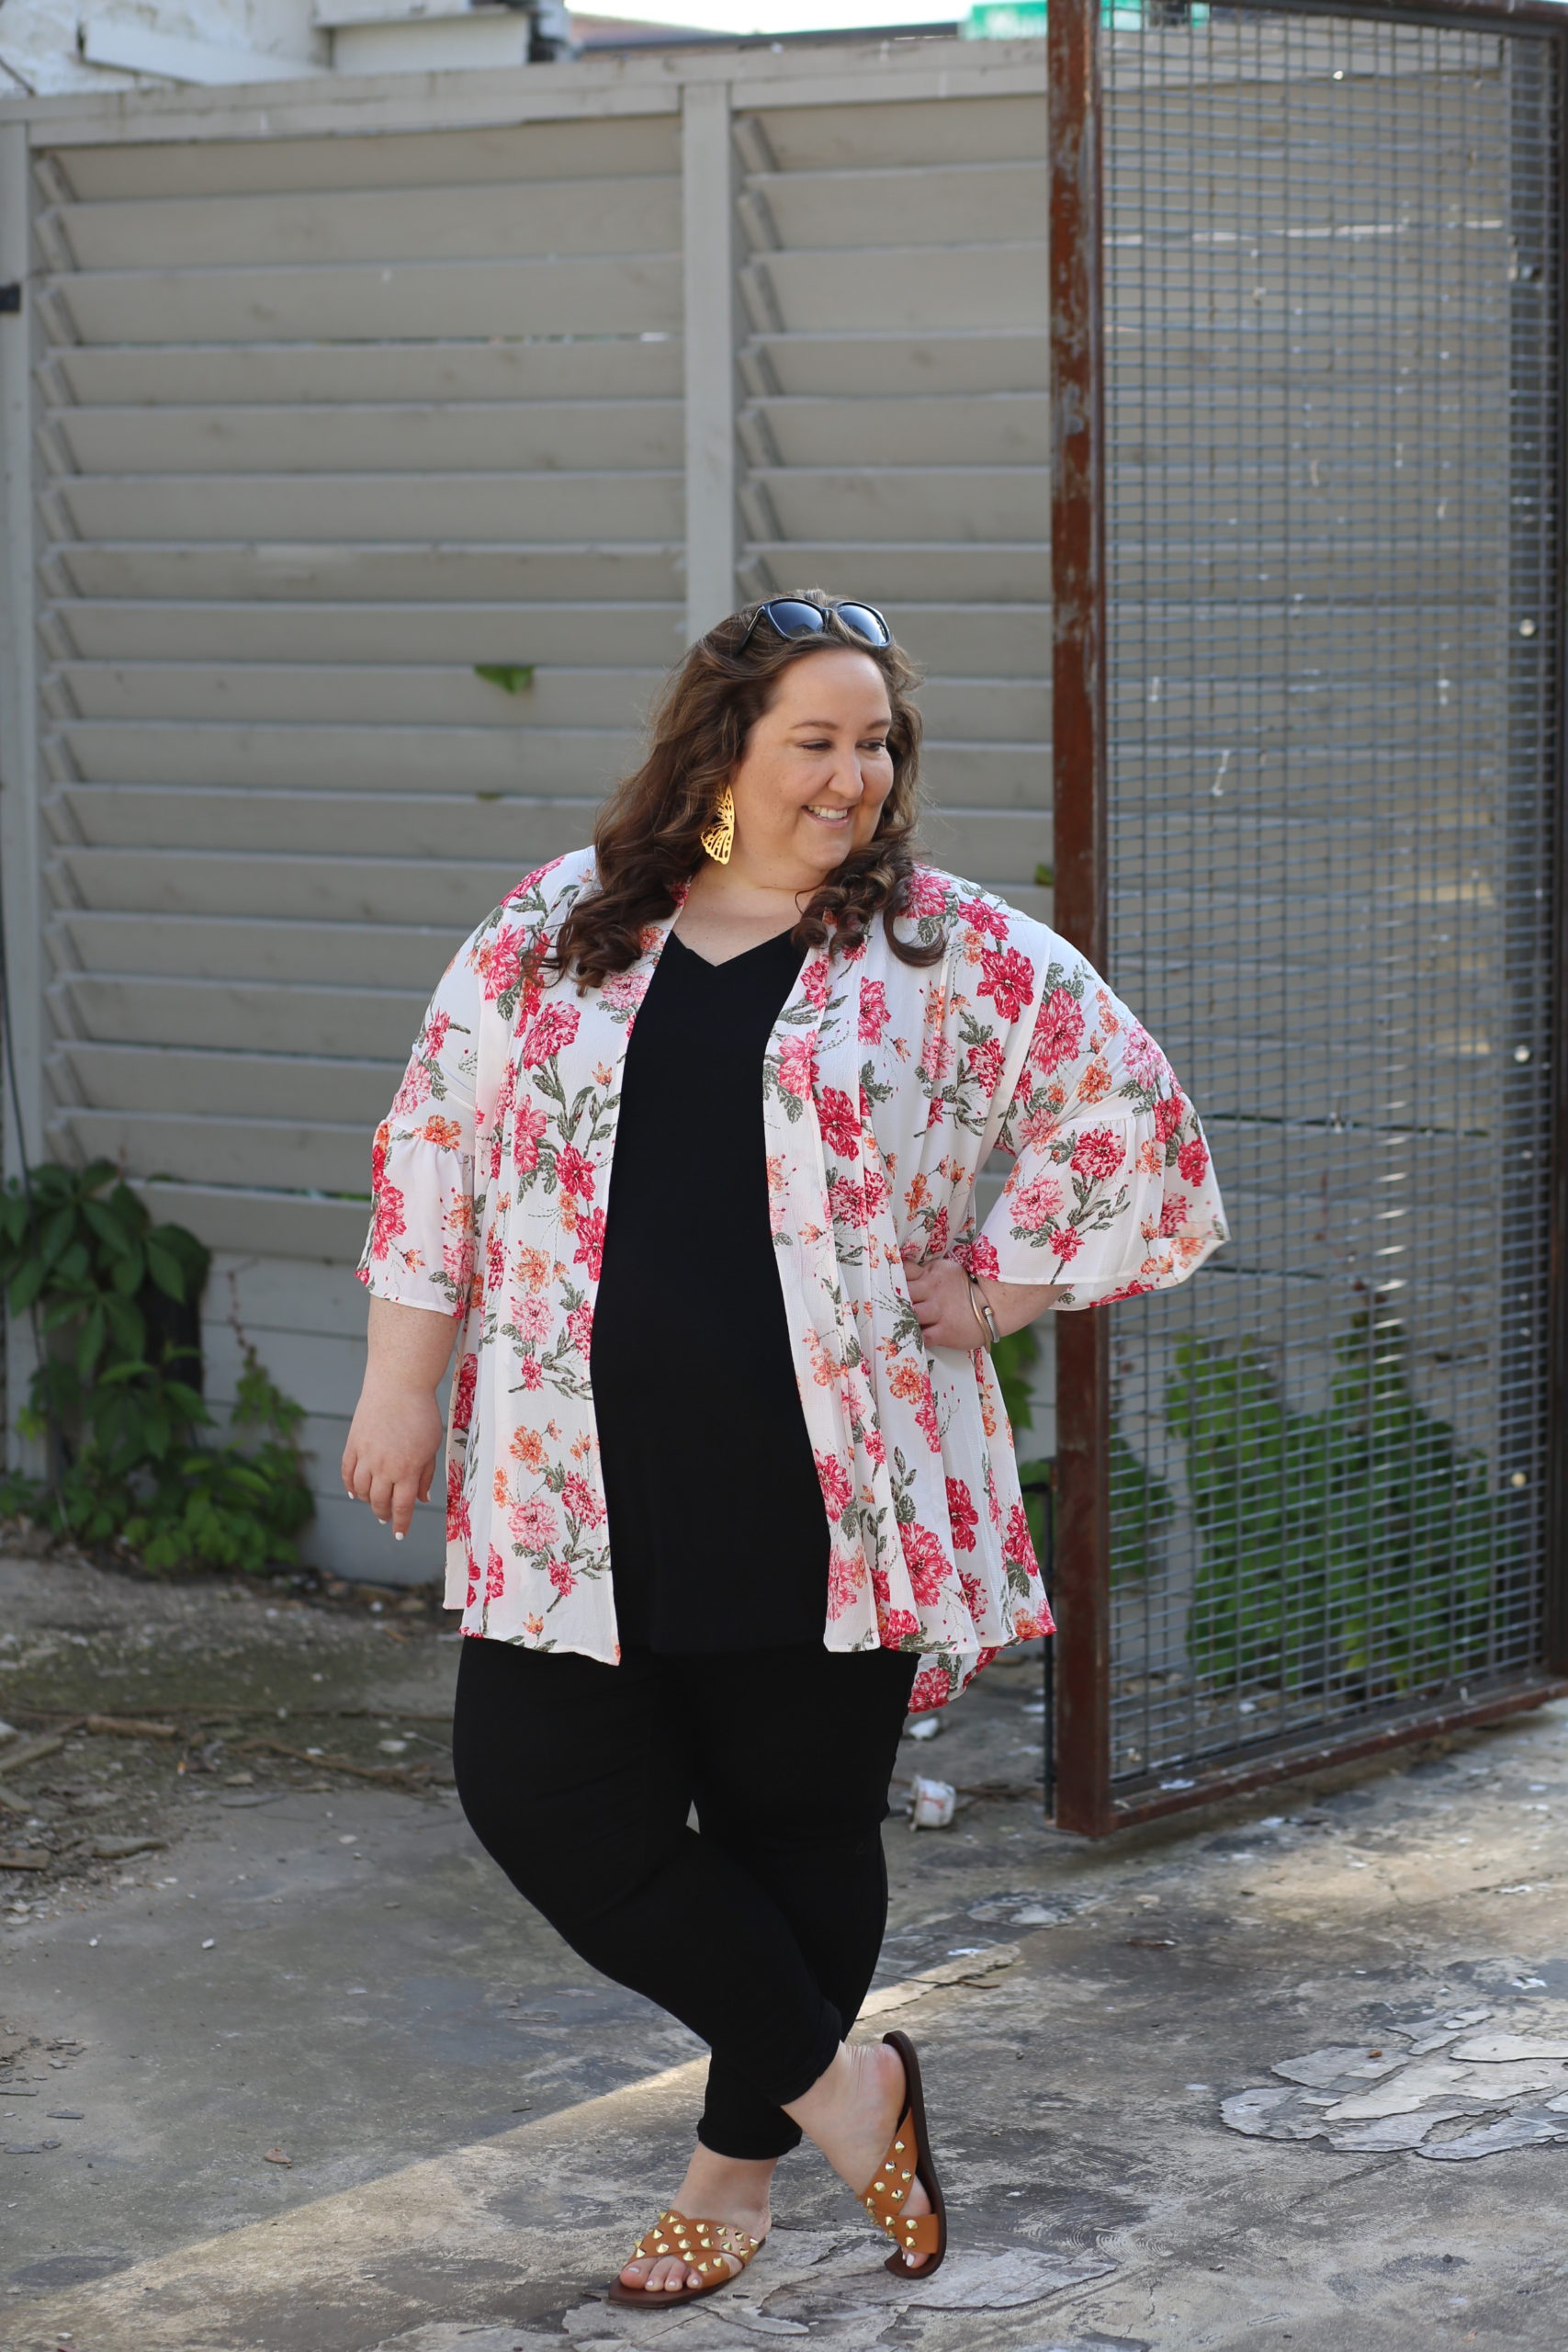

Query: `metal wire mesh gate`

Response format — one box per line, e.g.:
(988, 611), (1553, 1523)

(1048, 0), (1568, 1832)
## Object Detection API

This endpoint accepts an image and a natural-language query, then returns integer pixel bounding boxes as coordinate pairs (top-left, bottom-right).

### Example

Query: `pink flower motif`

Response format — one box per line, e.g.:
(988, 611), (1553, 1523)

(899, 1521), (951, 1606)
(1070, 1125), (1126, 1184)
(863, 1162), (890, 1219)
(778, 1033), (818, 1101)
(816, 1450), (853, 1521)
(828, 1174), (868, 1229)
(573, 1206), (607, 1281)
(908, 1662), (952, 1713)
(966, 1035), (1006, 1098)
(920, 1034), (954, 1086)
(905, 868), (949, 919)
(958, 897), (1010, 942)
(513, 1102), (548, 1176)
(485, 1544), (506, 1602)
(566, 1302), (593, 1354)
(1048, 1223), (1083, 1263)
(1158, 1192), (1190, 1238)
(946, 1476), (978, 1554)
(485, 1227), (505, 1293)
(599, 969), (644, 1012)
(548, 1557), (576, 1597)
(518, 1001), (581, 1069)
(368, 1179), (405, 1261)
(554, 1142), (596, 1200)
(801, 955), (829, 1010)
(451, 1352), (478, 1432)
(817, 1084), (861, 1159)
(424, 1009), (451, 1058)
(858, 980), (890, 1043)
(826, 1547), (865, 1619)
(1003, 1500), (1035, 1569)
(510, 1495), (559, 1549)
(966, 1234), (1000, 1282)
(562, 1471), (604, 1527)
(880, 1607), (921, 1645)
(1154, 1088), (1187, 1143)
(483, 931), (524, 1001)
(1010, 1171), (1065, 1232)
(977, 945), (1035, 1025)
(1178, 1133), (1210, 1185)
(446, 1461), (471, 1546)
(513, 1294), (552, 1341)
(390, 1063), (433, 1118)
(1028, 986), (1087, 1075)
(1122, 1022), (1168, 1090)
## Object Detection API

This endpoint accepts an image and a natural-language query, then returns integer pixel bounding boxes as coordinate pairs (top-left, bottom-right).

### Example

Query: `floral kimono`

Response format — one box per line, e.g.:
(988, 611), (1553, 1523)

(357, 846), (1228, 1710)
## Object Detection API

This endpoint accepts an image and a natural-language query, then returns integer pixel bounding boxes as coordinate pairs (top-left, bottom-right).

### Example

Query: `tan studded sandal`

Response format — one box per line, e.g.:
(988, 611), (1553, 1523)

(606, 2206), (766, 2306)
(856, 2029), (948, 2277)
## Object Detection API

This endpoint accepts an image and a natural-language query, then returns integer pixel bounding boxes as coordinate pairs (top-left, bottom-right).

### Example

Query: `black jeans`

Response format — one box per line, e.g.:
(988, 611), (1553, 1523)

(450, 1634), (918, 2159)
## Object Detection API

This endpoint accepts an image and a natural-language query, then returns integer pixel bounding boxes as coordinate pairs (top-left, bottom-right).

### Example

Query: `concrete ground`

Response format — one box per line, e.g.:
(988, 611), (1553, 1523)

(0, 1545), (1564, 2352)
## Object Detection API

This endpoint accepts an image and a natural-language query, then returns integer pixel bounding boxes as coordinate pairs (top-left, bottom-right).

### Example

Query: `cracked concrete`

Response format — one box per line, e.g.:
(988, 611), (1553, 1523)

(1, 1547), (1565, 2349)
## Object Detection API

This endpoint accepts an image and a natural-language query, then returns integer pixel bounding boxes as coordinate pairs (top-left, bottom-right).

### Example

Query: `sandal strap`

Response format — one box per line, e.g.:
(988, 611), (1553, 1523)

(628, 2206), (764, 2276)
(857, 2107), (936, 2255)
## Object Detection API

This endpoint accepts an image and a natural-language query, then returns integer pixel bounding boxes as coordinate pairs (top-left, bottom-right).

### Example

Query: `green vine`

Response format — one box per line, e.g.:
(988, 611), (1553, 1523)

(1164, 1308), (1499, 1697)
(0, 1160), (314, 1576)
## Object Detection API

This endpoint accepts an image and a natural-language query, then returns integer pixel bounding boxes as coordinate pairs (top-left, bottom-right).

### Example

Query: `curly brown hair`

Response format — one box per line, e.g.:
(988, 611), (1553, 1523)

(535, 593), (946, 994)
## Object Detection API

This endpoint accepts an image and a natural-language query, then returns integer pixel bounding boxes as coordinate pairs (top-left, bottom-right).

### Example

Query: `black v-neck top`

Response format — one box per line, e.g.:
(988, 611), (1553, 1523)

(588, 923), (830, 1654)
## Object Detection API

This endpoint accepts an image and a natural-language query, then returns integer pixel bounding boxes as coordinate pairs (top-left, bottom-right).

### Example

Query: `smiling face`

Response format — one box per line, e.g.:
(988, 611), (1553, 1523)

(725, 647), (897, 889)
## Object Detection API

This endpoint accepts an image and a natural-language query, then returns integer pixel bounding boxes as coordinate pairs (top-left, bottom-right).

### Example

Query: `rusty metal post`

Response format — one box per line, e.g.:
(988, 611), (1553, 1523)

(1048, 0), (1112, 1835)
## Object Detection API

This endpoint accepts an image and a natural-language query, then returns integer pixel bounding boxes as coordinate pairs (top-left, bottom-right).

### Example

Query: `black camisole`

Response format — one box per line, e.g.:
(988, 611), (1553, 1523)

(588, 925), (831, 1654)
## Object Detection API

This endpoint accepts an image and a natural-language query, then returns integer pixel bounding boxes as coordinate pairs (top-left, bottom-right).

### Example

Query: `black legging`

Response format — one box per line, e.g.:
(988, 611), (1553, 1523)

(450, 1634), (918, 2159)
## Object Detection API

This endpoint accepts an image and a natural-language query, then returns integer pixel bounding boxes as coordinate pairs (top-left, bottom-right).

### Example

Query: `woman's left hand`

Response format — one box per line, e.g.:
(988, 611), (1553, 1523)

(904, 1258), (1066, 1351)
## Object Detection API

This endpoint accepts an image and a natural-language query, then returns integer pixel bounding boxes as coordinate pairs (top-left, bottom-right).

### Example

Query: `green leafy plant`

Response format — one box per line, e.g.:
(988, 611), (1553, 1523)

(1164, 1309), (1499, 1698)
(473, 662), (536, 695)
(0, 1160), (314, 1576)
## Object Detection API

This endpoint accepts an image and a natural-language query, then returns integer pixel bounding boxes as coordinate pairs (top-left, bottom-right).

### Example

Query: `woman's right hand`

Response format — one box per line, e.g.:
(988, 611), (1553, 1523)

(342, 1295), (457, 1539)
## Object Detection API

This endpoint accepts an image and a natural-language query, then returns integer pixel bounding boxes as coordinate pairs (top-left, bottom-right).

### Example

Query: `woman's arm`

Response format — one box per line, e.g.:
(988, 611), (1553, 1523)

(341, 1295), (457, 1539)
(905, 1261), (1066, 1351)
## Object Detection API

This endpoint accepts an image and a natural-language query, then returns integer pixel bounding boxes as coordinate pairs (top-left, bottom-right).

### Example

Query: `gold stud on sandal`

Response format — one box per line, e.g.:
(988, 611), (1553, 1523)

(854, 2030), (948, 2278)
(607, 2206), (767, 2306)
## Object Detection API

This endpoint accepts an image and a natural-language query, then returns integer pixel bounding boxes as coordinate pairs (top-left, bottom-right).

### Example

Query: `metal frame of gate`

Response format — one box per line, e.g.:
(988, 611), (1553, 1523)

(1047, 0), (1568, 1833)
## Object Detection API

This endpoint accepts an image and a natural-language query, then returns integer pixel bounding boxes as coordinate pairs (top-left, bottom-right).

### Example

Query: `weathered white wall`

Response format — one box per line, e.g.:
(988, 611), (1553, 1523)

(1, 0), (323, 96)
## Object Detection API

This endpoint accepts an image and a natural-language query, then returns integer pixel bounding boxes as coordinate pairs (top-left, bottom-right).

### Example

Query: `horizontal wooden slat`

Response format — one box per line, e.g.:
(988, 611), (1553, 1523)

(52, 600), (686, 667)
(52, 847), (534, 927)
(56, 661), (660, 729)
(746, 468), (1048, 542)
(55, 115), (682, 203)
(52, 176), (682, 270)
(48, 546), (682, 604)
(51, 339), (684, 407)
(54, 912), (464, 988)
(748, 163), (1045, 252)
(53, 721), (637, 789)
(741, 246), (1045, 335)
(741, 543), (1049, 602)
(51, 401), (685, 476)
(58, 1042), (399, 1125)
(303, 1491), (444, 1582)
(51, 786), (588, 859)
(53, 1107), (370, 1193)
(742, 331), (1049, 399)
(135, 1179), (374, 1264)
(204, 1323), (367, 1418)
(49, 256), (682, 346)
(918, 807), (1048, 883)
(51, 472), (682, 546)
(56, 974), (428, 1061)
(751, 94), (1047, 172)
(203, 1250), (369, 1340)
(742, 393), (1047, 470)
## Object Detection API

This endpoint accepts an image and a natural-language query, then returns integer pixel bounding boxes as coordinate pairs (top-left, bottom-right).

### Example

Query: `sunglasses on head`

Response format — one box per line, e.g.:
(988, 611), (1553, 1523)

(739, 596), (892, 651)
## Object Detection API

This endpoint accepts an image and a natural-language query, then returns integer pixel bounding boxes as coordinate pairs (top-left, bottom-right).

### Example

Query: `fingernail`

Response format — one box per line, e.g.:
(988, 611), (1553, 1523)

(394, 1532), (405, 1542)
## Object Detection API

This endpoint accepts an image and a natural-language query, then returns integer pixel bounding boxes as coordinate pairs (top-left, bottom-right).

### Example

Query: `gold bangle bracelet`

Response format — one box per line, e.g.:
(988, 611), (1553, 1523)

(965, 1271), (1000, 1349)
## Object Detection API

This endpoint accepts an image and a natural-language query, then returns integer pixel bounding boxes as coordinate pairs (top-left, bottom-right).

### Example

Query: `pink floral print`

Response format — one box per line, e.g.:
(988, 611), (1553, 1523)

(358, 850), (1227, 1709)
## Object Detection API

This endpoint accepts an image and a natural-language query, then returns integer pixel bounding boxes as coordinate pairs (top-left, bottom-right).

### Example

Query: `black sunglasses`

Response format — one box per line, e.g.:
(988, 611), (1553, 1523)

(739, 596), (892, 651)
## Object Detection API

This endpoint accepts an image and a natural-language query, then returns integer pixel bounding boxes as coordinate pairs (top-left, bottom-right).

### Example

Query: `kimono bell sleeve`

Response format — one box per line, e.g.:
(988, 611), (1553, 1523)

(974, 953), (1228, 1306)
(356, 941), (482, 1321)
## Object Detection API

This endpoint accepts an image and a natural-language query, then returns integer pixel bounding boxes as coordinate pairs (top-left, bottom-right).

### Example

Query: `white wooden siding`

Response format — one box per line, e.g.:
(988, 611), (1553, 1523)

(2, 39), (1054, 1571)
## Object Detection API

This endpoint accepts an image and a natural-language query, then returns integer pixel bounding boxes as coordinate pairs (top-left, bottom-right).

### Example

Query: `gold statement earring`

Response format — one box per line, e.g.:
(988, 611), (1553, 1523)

(699, 783), (735, 865)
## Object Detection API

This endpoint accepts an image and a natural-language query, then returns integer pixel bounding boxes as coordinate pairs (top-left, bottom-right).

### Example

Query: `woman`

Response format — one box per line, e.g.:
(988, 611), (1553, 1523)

(342, 594), (1226, 2305)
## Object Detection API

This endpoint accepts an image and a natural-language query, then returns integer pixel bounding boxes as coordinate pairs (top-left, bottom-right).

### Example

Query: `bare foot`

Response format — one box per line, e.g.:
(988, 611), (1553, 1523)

(784, 2041), (935, 2271)
(616, 2146), (773, 2296)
